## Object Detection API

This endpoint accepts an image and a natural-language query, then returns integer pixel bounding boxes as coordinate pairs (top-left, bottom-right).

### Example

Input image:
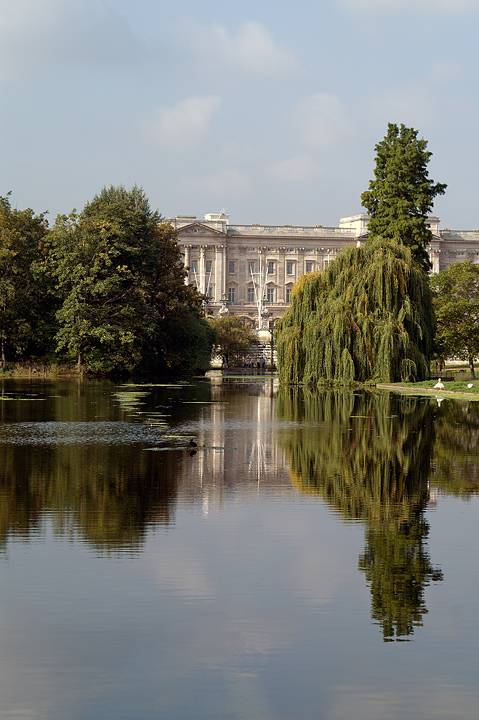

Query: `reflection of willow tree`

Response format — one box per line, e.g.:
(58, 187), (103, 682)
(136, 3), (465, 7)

(277, 388), (443, 641)
(432, 400), (479, 498)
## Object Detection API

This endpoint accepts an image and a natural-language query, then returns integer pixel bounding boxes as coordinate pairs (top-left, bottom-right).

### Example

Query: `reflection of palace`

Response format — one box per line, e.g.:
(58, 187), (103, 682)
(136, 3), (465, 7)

(169, 212), (479, 328)
(175, 376), (294, 512)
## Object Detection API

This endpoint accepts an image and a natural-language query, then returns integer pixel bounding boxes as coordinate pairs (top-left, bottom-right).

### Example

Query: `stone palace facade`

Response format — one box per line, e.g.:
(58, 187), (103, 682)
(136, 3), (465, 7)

(168, 211), (479, 329)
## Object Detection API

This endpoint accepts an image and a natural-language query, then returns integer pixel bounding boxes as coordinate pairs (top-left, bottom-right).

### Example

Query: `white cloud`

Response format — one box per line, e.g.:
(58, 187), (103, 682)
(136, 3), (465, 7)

(146, 95), (222, 150)
(339, 0), (479, 10)
(293, 93), (350, 149)
(191, 20), (302, 80)
(267, 155), (318, 184)
(185, 168), (252, 201)
(0, 0), (142, 81)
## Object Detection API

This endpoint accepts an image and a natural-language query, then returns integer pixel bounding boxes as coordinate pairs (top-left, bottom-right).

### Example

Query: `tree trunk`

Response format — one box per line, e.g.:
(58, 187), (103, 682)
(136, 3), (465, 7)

(469, 356), (476, 378)
(1, 337), (5, 367)
(77, 351), (82, 374)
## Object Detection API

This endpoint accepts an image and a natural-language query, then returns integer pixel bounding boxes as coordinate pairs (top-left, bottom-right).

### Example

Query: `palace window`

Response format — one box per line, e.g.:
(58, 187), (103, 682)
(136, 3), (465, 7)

(228, 287), (235, 302)
(190, 259), (198, 272)
(306, 262), (314, 273)
(247, 287), (255, 302)
(206, 260), (213, 274)
(287, 261), (294, 275)
(267, 288), (275, 303)
(286, 287), (292, 303)
(267, 261), (275, 275)
(229, 261), (235, 274)
(248, 261), (255, 274)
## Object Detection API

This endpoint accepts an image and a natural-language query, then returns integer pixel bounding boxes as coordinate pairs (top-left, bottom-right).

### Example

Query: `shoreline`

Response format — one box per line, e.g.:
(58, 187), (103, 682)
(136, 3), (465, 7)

(377, 383), (479, 400)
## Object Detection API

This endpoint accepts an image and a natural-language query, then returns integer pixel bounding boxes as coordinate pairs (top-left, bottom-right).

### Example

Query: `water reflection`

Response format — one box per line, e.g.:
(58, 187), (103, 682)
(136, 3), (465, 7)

(277, 388), (444, 641)
(0, 375), (290, 554)
(0, 379), (204, 553)
(432, 398), (479, 497)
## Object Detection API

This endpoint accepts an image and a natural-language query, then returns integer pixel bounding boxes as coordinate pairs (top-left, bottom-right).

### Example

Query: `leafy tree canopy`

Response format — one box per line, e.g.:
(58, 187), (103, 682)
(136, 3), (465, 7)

(276, 238), (434, 385)
(361, 123), (446, 272)
(0, 193), (50, 364)
(430, 260), (479, 376)
(209, 315), (257, 366)
(43, 185), (213, 375)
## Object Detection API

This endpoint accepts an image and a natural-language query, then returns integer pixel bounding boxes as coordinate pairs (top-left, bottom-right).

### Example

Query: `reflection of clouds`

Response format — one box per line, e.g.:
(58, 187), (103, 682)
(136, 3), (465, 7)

(329, 686), (479, 720)
(339, 0), (478, 10)
(149, 547), (216, 600)
(261, 509), (364, 607)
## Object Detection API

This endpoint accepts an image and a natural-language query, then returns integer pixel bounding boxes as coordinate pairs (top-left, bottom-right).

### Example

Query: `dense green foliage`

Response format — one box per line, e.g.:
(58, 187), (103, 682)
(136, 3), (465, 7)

(430, 260), (479, 376)
(0, 194), (50, 364)
(276, 238), (434, 385)
(277, 388), (443, 641)
(1, 186), (214, 375)
(208, 315), (257, 365)
(361, 123), (446, 272)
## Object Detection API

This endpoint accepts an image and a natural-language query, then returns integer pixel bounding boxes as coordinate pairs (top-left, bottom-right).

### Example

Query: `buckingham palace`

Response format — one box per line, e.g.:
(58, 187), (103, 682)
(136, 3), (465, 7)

(168, 211), (479, 330)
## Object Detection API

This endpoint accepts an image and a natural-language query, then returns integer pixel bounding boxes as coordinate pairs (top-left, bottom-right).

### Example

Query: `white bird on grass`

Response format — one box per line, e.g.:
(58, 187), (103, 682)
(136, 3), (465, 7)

(434, 378), (444, 390)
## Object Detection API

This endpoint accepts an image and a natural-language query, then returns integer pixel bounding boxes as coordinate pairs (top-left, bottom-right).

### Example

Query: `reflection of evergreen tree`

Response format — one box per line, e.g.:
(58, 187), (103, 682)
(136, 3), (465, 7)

(432, 400), (479, 497)
(277, 388), (443, 641)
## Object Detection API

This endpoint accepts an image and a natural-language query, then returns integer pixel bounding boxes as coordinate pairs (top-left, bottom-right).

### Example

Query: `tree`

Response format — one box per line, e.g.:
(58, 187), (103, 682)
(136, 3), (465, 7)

(276, 238), (434, 385)
(430, 260), (479, 376)
(0, 194), (50, 365)
(43, 185), (213, 374)
(361, 123), (447, 272)
(209, 315), (257, 366)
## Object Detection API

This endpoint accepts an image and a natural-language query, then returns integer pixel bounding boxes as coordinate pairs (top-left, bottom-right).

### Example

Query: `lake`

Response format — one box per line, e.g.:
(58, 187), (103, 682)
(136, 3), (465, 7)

(0, 373), (478, 720)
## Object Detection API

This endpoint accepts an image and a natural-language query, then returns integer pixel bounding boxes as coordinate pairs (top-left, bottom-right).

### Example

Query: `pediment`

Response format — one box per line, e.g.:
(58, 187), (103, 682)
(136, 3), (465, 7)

(177, 222), (226, 237)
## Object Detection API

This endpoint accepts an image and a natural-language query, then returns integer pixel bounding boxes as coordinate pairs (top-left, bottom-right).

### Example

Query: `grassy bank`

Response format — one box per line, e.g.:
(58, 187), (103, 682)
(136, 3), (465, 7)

(0, 362), (83, 379)
(377, 378), (479, 400)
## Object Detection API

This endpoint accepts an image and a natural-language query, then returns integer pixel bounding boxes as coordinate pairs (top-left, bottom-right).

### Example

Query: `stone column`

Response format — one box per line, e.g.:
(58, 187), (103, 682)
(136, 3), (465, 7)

(222, 245), (227, 300)
(199, 246), (206, 295)
(183, 246), (190, 285)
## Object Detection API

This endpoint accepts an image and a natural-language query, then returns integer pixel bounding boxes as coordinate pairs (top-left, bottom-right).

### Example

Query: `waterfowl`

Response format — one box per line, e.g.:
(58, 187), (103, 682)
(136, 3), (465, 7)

(189, 438), (197, 447)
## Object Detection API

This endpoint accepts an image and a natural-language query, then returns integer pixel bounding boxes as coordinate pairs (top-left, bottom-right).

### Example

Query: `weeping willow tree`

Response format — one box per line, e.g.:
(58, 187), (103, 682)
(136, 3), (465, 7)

(276, 238), (434, 385)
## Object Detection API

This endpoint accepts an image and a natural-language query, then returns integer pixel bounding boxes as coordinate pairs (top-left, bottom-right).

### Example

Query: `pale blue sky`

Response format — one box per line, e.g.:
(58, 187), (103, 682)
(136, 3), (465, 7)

(2, 0), (479, 227)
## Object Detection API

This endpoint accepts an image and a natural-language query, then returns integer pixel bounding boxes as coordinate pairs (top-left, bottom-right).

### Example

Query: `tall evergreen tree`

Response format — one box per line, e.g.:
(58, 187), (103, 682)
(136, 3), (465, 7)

(361, 123), (446, 272)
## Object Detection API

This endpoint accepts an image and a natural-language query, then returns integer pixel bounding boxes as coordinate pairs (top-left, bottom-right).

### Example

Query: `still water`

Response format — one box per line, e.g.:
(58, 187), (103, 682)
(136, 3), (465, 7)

(0, 374), (478, 720)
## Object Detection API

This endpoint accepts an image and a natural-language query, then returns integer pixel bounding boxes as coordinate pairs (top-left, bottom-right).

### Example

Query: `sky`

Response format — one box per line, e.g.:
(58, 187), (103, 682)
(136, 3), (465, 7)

(2, 0), (479, 229)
